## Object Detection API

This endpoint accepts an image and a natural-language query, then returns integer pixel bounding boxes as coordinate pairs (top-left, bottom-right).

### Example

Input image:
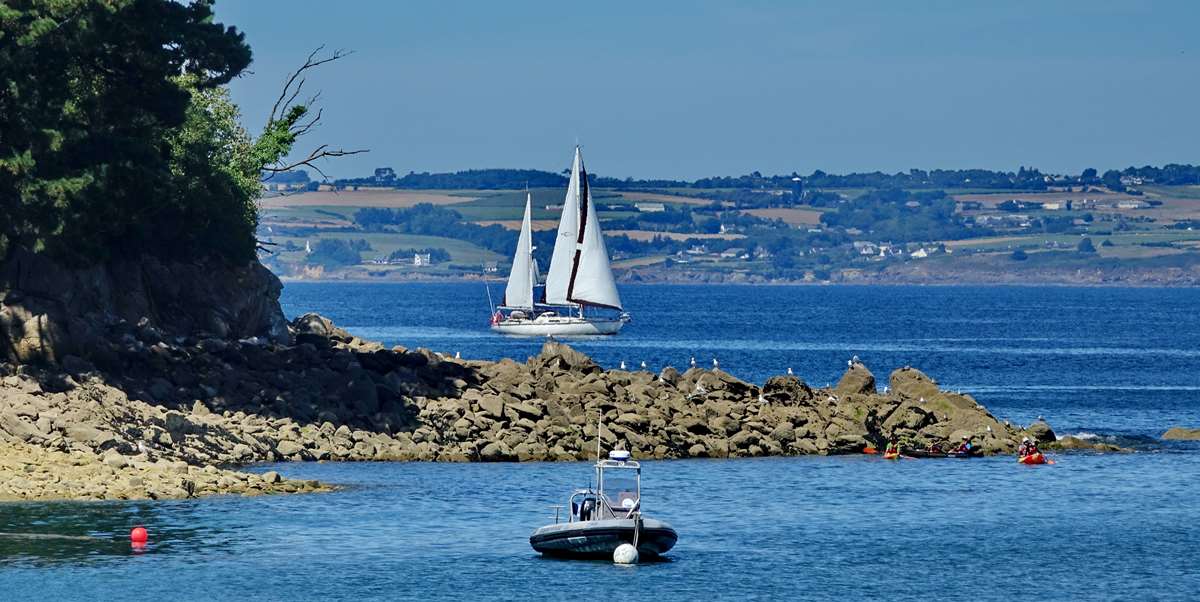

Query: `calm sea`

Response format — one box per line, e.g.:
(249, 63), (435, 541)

(2, 283), (1197, 600)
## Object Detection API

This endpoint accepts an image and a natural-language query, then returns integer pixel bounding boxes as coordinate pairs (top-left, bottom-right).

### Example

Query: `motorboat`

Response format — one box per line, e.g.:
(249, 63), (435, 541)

(529, 450), (677, 559)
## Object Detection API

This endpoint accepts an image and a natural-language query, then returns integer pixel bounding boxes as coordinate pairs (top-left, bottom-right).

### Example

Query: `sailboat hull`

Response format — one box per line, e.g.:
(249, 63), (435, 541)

(492, 316), (626, 336)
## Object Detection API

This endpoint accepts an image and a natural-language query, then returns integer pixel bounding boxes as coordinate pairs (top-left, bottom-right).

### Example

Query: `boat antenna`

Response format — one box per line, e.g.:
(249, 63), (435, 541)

(596, 405), (603, 463)
(484, 280), (495, 314)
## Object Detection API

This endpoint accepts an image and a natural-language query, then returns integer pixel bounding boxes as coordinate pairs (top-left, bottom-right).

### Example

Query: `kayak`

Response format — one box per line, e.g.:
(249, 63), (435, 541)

(862, 446), (878, 455)
(1018, 453), (1046, 465)
(906, 449), (979, 459)
(882, 452), (900, 460)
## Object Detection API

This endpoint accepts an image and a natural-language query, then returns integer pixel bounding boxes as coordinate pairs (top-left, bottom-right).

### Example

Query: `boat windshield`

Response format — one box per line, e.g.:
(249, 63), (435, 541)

(600, 468), (639, 511)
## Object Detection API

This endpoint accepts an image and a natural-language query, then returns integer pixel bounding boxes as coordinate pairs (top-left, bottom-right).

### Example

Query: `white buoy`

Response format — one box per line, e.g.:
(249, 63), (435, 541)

(613, 543), (639, 564)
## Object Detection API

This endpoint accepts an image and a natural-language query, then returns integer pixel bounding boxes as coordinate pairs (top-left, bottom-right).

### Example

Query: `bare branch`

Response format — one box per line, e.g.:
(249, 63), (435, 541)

(260, 46), (367, 184)
(262, 146), (369, 178)
(267, 46), (353, 125)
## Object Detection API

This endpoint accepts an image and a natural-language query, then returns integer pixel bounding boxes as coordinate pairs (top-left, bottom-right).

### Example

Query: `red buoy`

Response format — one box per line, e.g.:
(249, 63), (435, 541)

(130, 526), (148, 544)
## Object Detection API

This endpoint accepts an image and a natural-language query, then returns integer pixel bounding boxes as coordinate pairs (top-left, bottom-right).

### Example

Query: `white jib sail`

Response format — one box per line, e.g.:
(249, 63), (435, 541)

(543, 147), (583, 305)
(567, 156), (623, 311)
(503, 192), (536, 309)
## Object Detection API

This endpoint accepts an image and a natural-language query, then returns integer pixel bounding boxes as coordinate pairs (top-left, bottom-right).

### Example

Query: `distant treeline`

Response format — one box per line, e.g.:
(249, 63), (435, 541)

(329, 163), (1200, 192)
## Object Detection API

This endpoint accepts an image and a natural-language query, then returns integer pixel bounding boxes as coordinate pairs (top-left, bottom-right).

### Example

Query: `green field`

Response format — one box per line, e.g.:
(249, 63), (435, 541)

(269, 231), (504, 265)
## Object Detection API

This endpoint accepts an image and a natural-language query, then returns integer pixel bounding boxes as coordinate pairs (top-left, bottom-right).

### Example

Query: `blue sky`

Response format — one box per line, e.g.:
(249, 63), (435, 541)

(217, 1), (1198, 180)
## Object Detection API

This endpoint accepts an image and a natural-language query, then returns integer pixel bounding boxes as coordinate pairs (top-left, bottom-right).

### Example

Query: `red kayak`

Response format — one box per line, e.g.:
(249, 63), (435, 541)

(1018, 452), (1046, 465)
(882, 452), (900, 460)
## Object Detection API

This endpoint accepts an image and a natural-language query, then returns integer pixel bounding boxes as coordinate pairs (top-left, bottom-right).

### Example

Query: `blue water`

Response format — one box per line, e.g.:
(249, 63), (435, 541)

(282, 282), (1200, 437)
(3, 283), (1198, 600)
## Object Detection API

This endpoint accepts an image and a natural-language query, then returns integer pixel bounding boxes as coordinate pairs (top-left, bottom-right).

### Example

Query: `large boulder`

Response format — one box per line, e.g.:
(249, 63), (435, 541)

(836, 364), (876, 395)
(762, 376), (813, 403)
(889, 367), (939, 400)
(530, 341), (599, 374)
(1026, 420), (1056, 444)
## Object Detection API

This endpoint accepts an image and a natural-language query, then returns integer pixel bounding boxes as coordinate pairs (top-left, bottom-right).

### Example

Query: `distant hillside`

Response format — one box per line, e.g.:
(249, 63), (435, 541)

(330, 164), (1200, 192)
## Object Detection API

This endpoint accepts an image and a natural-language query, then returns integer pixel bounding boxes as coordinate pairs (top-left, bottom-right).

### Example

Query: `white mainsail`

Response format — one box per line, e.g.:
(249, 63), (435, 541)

(543, 146), (623, 311)
(544, 148), (583, 305)
(503, 192), (537, 309)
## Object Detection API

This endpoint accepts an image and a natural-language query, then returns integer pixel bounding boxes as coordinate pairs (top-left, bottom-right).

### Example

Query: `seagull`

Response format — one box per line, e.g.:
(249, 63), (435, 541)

(454, 351), (461, 359)
(757, 393), (766, 403)
(852, 354), (860, 364)
(786, 367), (794, 375)
(986, 425), (993, 433)
(620, 361), (626, 370)
(919, 397), (925, 404)
(883, 385), (890, 394)
(690, 357), (697, 368)
(712, 358), (719, 369)
(640, 361), (647, 369)
(847, 359), (852, 368)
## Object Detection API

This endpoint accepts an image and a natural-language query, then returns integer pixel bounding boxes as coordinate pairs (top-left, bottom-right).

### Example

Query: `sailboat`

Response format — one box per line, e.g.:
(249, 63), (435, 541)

(491, 147), (630, 336)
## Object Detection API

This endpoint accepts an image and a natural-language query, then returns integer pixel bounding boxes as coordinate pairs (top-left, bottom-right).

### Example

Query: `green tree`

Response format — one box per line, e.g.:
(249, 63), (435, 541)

(0, 0), (251, 262)
(0, 2), (360, 265)
(1077, 238), (1097, 253)
(307, 239), (361, 268)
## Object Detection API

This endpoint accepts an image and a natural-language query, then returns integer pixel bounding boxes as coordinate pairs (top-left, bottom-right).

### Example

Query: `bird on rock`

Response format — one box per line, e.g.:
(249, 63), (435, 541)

(787, 367), (794, 375)
(640, 361), (647, 369)
(619, 361), (626, 370)
(690, 357), (697, 368)
(712, 358), (719, 369)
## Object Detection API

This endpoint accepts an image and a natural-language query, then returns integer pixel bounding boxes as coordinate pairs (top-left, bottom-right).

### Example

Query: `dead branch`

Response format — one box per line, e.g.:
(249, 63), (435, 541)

(262, 145), (369, 180)
(268, 46), (353, 124)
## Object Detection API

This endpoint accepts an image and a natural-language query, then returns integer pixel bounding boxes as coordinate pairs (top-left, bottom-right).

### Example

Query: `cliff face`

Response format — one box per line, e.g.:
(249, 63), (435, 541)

(0, 248), (289, 364)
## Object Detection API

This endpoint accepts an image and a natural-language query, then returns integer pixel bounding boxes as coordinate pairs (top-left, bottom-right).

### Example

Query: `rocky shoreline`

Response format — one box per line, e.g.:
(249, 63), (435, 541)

(0, 308), (1069, 501)
(0, 252), (1134, 503)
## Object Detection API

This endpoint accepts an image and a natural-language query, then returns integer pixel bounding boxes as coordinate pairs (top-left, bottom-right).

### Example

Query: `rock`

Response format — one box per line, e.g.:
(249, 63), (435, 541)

(478, 395), (505, 420)
(532, 340), (599, 373)
(260, 470), (282, 484)
(836, 364), (876, 395)
(0, 412), (41, 442)
(889, 367), (940, 400)
(480, 441), (512, 462)
(762, 376), (812, 403)
(658, 367), (680, 385)
(103, 453), (128, 469)
(65, 425), (116, 449)
(1026, 420), (1056, 444)
(1163, 427), (1200, 440)
(508, 401), (544, 420)
(275, 440), (304, 457)
(1049, 436), (1126, 452)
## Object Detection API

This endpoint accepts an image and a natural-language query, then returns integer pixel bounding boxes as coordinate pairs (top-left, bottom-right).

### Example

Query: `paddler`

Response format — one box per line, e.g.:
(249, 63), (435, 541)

(884, 435), (900, 456)
(1017, 437), (1031, 456)
(1027, 439), (1041, 456)
(954, 434), (973, 454)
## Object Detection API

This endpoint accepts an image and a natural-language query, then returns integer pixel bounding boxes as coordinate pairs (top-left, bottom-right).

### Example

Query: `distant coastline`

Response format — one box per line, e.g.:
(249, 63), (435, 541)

(277, 264), (1200, 288)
